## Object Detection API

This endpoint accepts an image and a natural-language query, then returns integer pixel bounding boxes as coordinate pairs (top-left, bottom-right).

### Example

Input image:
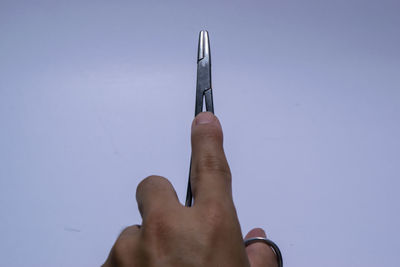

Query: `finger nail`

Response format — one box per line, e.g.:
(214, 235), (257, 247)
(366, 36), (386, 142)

(195, 112), (215, 125)
(245, 227), (267, 239)
(252, 228), (266, 238)
(258, 228), (267, 238)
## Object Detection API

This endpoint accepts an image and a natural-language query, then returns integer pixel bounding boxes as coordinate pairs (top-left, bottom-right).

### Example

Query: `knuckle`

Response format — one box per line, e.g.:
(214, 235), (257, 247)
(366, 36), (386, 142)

(196, 153), (231, 178)
(145, 209), (168, 224)
(137, 175), (166, 190)
(202, 201), (229, 230)
(199, 201), (239, 247)
(119, 225), (140, 236)
(136, 175), (171, 197)
(195, 126), (223, 143)
(143, 211), (175, 239)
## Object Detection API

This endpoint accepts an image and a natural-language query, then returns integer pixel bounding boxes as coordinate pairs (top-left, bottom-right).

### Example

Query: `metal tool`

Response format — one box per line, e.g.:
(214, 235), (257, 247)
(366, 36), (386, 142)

(185, 30), (214, 207)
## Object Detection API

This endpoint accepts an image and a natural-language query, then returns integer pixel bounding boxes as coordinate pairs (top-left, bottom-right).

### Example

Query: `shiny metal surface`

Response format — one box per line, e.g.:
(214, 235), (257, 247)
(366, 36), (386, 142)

(195, 30), (213, 116)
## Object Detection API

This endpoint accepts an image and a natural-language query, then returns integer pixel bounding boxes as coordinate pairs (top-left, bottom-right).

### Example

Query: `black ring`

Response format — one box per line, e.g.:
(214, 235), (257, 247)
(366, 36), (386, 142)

(244, 237), (283, 267)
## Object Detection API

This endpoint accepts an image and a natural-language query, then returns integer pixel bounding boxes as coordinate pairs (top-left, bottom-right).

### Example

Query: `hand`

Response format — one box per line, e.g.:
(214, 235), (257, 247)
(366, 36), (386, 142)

(103, 112), (278, 267)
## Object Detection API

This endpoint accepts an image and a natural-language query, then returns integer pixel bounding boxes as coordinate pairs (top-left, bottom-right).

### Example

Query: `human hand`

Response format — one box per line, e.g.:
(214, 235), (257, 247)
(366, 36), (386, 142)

(103, 112), (278, 267)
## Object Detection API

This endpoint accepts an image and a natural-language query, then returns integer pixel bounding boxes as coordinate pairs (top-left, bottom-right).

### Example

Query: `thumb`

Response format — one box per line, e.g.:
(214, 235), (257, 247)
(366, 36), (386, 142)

(245, 228), (278, 267)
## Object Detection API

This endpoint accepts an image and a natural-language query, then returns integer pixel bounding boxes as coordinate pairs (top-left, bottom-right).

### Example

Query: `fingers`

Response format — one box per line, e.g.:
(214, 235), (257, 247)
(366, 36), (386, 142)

(102, 225), (141, 266)
(136, 176), (180, 219)
(245, 228), (278, 267)
(190, 112), (232, 206)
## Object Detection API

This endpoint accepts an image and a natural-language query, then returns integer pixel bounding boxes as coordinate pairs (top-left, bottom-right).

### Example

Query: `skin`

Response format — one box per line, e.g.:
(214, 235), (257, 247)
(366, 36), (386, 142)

(103, 112), (278, 267)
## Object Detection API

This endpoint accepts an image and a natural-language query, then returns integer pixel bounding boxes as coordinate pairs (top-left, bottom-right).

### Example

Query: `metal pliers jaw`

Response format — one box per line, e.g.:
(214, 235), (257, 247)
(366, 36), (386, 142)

(195, 30), (214, 116)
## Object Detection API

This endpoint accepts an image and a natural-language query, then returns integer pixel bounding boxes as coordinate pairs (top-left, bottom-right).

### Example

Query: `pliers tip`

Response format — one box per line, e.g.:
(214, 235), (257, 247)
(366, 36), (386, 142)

(198, 30), (210, 62)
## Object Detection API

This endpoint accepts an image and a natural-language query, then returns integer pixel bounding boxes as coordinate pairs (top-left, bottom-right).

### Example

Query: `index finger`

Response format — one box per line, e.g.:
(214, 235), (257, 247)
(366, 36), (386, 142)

(190, 112), (233, 207)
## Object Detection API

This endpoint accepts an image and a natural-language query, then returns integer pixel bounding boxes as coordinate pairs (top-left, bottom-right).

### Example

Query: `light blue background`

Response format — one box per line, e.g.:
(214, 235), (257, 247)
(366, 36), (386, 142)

(1, 0), (399, 266)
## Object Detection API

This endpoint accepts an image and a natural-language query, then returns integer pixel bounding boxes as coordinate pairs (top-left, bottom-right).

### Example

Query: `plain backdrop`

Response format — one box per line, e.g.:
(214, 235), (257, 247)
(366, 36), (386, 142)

(1, 0), (399, 266)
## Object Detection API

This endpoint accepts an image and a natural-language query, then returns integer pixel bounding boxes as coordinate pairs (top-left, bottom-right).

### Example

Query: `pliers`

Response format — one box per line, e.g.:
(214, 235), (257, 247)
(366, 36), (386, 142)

(185, 30), (214, 207)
